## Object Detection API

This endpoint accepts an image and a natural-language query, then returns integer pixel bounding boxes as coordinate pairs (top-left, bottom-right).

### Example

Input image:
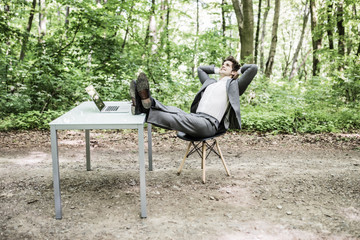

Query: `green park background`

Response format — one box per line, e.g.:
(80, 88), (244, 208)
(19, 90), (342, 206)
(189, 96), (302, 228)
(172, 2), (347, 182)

(1, 0), (359, 133)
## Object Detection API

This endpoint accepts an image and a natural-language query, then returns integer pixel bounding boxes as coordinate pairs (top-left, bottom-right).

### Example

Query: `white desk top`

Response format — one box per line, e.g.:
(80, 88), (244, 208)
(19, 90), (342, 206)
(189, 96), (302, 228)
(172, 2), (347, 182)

(50, 101), (146, 129)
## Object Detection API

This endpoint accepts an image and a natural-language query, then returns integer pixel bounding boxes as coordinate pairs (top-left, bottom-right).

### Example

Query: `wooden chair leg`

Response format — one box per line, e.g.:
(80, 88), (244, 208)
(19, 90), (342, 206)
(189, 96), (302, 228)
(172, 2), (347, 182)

(177, 142), (192, 175)
(215, 140), (231, 176)
(202, 141), (206, 183)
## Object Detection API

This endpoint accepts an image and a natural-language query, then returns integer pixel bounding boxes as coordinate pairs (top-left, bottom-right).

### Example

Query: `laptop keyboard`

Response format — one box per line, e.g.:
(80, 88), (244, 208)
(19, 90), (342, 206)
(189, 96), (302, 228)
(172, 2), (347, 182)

(105, 106), (119, 111)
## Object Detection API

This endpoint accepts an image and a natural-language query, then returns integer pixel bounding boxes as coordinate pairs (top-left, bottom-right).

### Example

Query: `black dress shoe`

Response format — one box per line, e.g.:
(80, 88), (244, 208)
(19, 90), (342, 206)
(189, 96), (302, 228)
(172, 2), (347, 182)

(136, 72), (151, 109)
(130, 80), (142, 115)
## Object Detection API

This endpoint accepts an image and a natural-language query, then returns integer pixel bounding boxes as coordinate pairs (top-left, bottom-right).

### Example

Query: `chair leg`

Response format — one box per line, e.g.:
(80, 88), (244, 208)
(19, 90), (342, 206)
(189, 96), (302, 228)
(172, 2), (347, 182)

(177, 142), (192, 175)
(202, 141), (206, 183)
(215, 140), (231, 176)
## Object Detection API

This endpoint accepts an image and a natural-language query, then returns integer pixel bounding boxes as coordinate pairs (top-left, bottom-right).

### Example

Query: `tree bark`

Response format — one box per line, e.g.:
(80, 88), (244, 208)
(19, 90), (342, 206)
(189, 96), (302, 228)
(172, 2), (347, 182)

(265, 0), (280, 77)
(281, 29), (292, 78)
(20, 0), (37, 61)
(356, 5), (360, 56)
(298, 49), (312, 81)
(121, 1), (135, 52)
(242, 0), (254, 62)
(3, 4), (10, 89)
(159, 0), (170, 51)
(221, 0), (226, 38)
(65, 6), (70, 28)
(309, 0), (322, 76)
(289, 1), (309, 81)
(347, 4), (357, 55)
(231, 0), (243, 45)
(260, 0), (270, 72)
(337, 1), (345, 56)
(165, 0), (171, 61)
(232, 0), (254, 63)
(144, 0), (157, 53)
(327, 2), (334, 50)
(254, 0), (262, 64)
(38, 0), (46, 38)
(191, 0), (200, 77)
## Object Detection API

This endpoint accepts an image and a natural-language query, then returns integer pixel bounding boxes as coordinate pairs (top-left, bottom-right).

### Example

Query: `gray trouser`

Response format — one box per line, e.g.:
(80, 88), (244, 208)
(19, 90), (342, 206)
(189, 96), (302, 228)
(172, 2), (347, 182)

(146, 99), (219, 138)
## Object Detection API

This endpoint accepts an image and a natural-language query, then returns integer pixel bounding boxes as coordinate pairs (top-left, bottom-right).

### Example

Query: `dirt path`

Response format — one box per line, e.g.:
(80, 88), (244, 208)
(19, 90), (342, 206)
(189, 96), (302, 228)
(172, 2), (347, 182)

(0, 130), (359, 239)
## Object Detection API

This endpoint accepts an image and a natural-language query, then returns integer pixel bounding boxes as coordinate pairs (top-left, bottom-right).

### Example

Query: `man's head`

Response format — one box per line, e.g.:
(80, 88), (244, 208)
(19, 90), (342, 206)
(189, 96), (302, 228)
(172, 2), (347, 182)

(223, 56), (241, 72)
(219, 56), (241, 78)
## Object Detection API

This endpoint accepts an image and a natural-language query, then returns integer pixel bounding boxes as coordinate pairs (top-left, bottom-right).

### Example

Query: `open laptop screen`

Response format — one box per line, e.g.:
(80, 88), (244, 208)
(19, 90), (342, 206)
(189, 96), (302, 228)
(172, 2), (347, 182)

(85, 85), (105, 111)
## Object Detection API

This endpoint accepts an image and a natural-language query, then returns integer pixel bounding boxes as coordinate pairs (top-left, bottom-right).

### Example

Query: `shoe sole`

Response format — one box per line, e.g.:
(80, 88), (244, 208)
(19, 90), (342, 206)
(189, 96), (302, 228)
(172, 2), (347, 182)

(130, 80), (137, 115)
(137, 72), (151, 109)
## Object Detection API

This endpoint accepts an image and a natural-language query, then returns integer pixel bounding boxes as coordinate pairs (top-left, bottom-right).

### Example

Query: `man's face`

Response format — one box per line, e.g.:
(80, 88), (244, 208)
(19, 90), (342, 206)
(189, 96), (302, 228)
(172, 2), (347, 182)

(219, 60), (235, 77)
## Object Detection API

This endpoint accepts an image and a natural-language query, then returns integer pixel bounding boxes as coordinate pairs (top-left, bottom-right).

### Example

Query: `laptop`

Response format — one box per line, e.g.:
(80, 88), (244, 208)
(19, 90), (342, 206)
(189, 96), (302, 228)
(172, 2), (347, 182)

(85, 85), (129, 113)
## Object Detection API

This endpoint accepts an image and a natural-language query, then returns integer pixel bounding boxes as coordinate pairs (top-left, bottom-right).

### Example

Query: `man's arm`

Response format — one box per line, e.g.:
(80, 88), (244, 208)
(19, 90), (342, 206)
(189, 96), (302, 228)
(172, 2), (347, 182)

(236, 64), (258, 96)
(197, 65), (216, 84)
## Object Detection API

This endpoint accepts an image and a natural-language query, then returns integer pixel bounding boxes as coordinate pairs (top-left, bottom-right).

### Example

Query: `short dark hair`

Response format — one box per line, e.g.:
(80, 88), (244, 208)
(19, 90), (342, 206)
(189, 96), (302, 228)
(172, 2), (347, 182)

(223, 56), (240, 72)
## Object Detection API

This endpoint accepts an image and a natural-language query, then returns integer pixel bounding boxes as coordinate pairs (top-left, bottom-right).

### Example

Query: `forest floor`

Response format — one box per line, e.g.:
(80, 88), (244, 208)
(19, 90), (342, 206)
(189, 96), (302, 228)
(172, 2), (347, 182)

(0, 129), (359, 240)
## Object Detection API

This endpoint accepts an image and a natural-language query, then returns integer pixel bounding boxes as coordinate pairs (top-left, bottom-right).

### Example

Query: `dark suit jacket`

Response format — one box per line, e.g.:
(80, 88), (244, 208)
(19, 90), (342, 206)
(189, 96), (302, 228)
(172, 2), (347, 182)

(190, 64), (257, 130)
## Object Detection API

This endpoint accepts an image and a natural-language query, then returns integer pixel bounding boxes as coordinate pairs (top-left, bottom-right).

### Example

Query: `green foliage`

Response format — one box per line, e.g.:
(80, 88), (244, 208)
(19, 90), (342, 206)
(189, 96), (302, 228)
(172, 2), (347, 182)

(241, 103), (360, 134)
(0, 110), (65, 131)
(330, 56), (360, 103)
(240, 74), (360, 133)
(1, 0), (360, 133)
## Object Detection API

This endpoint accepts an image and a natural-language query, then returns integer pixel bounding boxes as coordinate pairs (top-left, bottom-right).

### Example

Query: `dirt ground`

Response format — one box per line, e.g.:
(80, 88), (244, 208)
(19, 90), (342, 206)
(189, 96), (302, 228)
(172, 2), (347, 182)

(0, 129), (359, 240)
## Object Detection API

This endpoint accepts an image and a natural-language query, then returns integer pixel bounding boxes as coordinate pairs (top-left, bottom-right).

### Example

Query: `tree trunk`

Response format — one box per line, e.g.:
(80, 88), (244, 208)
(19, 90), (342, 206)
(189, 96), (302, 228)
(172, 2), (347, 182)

(20, 0), (37, 61)
(298, 49), (312, 81)
(232, 0), (254, 63)
(264, 0), (280, 77)
(242, 0), (254, 62)
(337, 1), (345, 56)
(38, 0), (46, 38)
(254, 0), (262, 64)
(159, 0), (170, 51)
(347, 4), (357, 55)
(221, 0), (226, 38)
(165, 0), (171, 62)
(289, 1), (309, 81)
(281, 29), (292, 78)
(120, 1), (135, 52)
(191, 0), (200, 77)
(65, 6), (70, 28)
(158, 0), (171, 78)
(231, 0), (243, 47)
(3, 4), (10, 90)
(260, 0), (270, 72)
(309, 0), (322, 76)
(144, 0), (157, 53)
(57, 6), (61, 22)
(327, 2), (334, 50)
(356, 5), (360, 56)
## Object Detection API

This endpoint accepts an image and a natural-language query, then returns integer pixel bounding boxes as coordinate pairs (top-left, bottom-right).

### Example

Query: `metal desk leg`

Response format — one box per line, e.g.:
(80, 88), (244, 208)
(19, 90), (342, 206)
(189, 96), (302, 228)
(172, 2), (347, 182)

(85, 130), (91, 171)
(138, 125), (147, 218)
(147, 124), (153, 171)
(50, 127), (62, 219)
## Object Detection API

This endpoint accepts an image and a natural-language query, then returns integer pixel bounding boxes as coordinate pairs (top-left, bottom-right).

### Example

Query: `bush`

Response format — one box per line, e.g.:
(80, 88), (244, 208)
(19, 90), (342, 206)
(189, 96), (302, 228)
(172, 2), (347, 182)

(241, 103), (360, 134)
(0, 110), (65, 131)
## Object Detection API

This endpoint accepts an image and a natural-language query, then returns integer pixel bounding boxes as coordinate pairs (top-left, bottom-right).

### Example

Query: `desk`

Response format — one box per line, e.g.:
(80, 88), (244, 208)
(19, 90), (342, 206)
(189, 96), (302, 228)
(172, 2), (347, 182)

(49, 101), (152, 219)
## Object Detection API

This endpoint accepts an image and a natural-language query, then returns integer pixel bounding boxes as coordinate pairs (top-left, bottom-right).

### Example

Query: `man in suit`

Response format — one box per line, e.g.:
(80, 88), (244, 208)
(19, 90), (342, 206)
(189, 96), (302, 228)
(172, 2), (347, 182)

(130, 56), (257, 138)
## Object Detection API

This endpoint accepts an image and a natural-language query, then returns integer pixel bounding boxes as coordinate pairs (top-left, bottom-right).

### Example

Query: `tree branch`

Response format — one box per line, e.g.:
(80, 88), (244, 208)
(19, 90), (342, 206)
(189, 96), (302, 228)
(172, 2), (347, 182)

(50, 24), (80, 57)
